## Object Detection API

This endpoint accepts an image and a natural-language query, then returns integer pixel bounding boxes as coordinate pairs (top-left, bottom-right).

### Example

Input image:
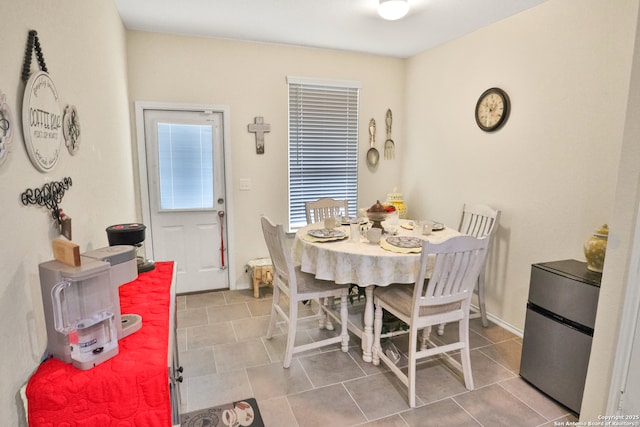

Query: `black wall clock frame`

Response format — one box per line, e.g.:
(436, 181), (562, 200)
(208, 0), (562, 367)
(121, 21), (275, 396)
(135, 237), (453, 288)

(475, 87), (510, 132)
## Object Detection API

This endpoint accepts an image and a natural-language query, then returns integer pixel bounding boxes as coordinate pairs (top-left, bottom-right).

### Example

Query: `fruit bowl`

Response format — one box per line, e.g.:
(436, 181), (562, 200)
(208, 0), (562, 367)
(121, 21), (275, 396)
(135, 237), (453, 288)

(367, 209), (396, 231)
(366, 210), (390, 223)
(366, 201), (396, 231)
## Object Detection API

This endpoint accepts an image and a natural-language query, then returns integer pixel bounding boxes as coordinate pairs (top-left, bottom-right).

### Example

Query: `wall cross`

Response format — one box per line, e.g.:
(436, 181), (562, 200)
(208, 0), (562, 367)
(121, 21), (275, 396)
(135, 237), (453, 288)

(248, 116), (270, 154)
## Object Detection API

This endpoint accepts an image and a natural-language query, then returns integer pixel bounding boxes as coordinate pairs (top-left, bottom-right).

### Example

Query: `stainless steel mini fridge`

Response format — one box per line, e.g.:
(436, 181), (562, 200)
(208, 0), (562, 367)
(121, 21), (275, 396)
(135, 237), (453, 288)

(520, 259), (601, 414)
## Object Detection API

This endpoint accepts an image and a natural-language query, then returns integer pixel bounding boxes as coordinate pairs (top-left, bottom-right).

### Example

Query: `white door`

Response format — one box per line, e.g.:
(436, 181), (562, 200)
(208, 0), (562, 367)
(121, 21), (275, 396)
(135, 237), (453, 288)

(620, 311), (640, 415)
(143, 109), (228, 293)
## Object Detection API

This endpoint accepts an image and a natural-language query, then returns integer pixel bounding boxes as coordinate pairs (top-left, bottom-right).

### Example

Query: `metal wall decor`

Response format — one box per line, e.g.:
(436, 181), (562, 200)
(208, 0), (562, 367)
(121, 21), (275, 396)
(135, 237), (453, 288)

(63, 105), (81, 155)
(21, 30), (62, 172)
(366, 118), (379, 167)
(0, 90), (14, 166)
(384, 109), (395, 160)
(21, 176), (73, 227)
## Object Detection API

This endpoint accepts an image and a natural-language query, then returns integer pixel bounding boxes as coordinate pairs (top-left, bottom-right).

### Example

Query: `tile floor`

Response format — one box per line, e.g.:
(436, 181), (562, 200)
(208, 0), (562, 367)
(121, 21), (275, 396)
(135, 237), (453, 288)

(176, 288), (579, 427)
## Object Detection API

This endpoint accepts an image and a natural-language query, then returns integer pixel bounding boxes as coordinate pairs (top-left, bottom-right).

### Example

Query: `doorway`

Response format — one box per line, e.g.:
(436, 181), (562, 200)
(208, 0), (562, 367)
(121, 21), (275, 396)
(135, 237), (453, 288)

(135, 102), (232, 293)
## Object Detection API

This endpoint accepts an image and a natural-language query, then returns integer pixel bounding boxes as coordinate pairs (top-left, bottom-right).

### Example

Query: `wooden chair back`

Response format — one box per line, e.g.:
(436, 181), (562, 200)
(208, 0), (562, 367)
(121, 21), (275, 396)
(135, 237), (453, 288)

(305, 198), (348, 224)
(458, 204), (501, 241)
(413, 235), (489, 314)
(260, 216), (297, 299)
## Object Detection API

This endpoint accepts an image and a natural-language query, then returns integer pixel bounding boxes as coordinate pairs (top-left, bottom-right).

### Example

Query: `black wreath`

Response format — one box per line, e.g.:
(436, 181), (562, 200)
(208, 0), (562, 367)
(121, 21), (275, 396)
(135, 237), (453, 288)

(21, 177), (72, 223)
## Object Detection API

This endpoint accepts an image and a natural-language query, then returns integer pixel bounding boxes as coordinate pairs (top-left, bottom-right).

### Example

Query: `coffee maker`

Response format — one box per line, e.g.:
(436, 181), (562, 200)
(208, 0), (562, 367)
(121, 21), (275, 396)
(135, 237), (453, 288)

(39, 259), (119, 370)
(82, 245), (140, 339)
(106, 223), (155, 273)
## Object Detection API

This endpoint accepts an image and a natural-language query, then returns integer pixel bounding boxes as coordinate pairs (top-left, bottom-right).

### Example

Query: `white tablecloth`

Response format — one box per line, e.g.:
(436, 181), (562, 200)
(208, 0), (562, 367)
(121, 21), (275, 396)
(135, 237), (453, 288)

(292, 219), (461, 362)
(293, 220), (460, 287)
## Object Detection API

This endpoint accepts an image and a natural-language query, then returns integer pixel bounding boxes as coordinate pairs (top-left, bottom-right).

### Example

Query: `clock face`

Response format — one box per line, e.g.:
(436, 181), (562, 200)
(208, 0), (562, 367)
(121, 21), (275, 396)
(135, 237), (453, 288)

(475, 88), (510, 132)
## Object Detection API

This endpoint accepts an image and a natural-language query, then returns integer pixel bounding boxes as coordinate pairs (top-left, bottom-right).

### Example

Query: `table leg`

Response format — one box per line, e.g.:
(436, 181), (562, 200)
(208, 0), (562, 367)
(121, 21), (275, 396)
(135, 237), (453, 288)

(361, 286), (375, 362)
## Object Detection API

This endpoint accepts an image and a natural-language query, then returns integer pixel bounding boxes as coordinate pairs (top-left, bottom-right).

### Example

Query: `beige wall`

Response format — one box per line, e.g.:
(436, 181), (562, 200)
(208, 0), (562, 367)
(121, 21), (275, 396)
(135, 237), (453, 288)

(3, 0), (639, 424)
(402, 0), (639, 418)
(125, 32), (406, 287)
(0, 1), (134, 424)
(403, 0), (637, 328)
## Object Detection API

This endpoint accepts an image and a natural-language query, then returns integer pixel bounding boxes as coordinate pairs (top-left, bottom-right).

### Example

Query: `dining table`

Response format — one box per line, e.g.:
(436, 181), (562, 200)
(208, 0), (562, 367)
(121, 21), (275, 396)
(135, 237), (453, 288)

(292, 218), (461, 362)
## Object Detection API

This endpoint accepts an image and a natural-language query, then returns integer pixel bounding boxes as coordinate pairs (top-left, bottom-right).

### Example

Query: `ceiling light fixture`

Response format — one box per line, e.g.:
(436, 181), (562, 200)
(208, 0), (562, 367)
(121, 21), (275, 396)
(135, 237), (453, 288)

(378, 0), (409, 21)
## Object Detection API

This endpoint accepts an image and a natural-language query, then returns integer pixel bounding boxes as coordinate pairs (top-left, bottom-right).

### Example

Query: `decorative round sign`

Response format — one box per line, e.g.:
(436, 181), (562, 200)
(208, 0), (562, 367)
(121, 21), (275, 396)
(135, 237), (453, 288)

(22, 71), (62, 172)
(63, 105), (81, 155)
(0, 90), (14, 166)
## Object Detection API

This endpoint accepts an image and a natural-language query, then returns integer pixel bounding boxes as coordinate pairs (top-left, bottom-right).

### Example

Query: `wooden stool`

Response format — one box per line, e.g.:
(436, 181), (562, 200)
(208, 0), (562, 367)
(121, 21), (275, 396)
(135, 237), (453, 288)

(247, 257), (273, 298)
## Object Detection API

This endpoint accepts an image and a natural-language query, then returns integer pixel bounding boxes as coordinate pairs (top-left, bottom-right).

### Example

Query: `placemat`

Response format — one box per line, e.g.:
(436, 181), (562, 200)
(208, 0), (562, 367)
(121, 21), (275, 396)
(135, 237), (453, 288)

(380, 237), (423, 253)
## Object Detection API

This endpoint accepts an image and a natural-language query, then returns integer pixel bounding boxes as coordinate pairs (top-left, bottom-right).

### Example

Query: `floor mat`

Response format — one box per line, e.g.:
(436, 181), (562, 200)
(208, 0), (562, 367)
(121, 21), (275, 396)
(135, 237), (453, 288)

(180, 397), (264, 427)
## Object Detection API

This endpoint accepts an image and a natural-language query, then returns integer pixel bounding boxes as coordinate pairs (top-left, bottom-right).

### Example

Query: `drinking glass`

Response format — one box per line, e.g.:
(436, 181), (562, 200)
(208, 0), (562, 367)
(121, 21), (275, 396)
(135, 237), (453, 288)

(367, 227), (382, 243)
(423, 221), (433, 235)
(349, 223), (360, 243)
(324, 217), (336, 229)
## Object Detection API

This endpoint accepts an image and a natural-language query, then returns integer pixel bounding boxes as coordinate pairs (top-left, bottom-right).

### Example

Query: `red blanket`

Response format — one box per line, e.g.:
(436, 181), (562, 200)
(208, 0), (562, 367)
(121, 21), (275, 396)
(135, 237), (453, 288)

(27, 262), (174, 427)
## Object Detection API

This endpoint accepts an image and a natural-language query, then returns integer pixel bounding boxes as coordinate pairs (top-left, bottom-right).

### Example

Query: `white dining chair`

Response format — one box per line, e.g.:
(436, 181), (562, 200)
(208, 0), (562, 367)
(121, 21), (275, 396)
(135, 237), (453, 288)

(305, 198), (349, 225)
(372, 235), (489, 408)
(261, 216), (350, 368)
(454, 203), (501, 328)
(305, 197), (351, 329)
(437, 203), (500, 335)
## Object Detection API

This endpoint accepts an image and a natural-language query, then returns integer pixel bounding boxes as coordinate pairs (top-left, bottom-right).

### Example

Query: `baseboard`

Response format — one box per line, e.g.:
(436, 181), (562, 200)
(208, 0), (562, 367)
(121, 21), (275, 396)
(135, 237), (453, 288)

(470, 304), (524, 338)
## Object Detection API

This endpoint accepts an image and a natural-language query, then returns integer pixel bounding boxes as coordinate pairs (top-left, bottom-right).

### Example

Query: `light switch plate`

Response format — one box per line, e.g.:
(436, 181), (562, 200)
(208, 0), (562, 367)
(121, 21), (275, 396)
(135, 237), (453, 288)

(239, 178), (251, 191)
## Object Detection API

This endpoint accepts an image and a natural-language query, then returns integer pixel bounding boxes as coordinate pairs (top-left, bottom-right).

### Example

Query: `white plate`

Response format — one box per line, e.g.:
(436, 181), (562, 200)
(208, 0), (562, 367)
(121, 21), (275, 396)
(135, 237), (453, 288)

(308, 228), (346, 239)
(386, 236), (423, 249)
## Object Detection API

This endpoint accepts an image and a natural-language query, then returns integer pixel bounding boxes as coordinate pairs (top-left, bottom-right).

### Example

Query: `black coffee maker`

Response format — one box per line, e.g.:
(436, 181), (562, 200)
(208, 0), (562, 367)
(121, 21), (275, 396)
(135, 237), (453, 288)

(106, 223), (155, 273)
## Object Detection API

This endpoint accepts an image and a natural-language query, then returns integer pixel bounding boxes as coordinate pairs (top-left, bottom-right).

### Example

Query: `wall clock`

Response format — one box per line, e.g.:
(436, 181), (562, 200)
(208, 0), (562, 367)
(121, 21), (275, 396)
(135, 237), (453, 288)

(22, 71), (62, 172)
(475, 87), (510, 132)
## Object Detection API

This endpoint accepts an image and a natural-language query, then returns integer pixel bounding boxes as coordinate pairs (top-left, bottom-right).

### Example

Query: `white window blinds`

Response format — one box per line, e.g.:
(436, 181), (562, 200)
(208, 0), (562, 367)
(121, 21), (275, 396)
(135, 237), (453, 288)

(157, 123), (214, 210)
(288, 77), (360, 230)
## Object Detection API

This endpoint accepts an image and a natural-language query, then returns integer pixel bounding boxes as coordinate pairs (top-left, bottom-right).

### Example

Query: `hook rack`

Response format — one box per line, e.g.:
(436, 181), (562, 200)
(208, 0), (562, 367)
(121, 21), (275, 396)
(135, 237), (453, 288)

(21, 177), (72, 225)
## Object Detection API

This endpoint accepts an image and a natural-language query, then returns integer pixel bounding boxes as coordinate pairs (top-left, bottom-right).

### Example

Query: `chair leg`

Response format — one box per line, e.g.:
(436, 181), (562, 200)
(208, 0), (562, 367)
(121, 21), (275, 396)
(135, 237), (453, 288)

(318, 298), (327, 330)
(420, 326), (431, 350)
(372, 302), (383, 366)
(266, 286), (280, 339)
(459, 318), (474, 390)
(408, 328), (418, 408)
(437, 323), (445, 336)
(339, 295), (349, 352)
(477, 274), (488, 327)
(324, 297), (335, 331)
(283, 299), (298, 369)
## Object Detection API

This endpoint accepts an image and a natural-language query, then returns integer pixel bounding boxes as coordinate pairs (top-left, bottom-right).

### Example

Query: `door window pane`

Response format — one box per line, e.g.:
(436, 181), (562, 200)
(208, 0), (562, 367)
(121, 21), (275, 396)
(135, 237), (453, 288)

(157, 123), (214, 210)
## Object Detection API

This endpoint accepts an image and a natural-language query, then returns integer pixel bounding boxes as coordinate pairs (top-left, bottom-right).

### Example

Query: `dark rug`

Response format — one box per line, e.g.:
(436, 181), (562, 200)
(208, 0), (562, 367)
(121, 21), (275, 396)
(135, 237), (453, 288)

(180, 397), (264, 427)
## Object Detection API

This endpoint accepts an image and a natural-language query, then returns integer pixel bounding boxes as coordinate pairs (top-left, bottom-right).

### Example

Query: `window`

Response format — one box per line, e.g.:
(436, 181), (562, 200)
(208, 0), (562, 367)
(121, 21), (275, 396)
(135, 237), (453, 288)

(287, 76), (360, 230)
(157, 122), (214, 210)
